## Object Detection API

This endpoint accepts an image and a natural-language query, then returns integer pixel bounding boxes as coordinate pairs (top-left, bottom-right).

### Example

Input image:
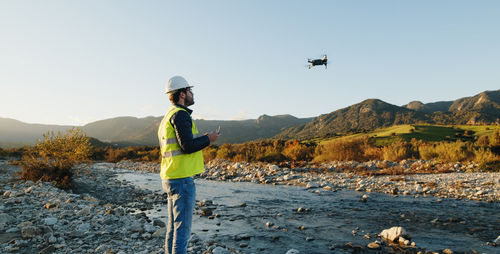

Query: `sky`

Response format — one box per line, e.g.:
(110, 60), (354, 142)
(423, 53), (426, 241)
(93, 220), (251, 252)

(1, 0), (499, 126)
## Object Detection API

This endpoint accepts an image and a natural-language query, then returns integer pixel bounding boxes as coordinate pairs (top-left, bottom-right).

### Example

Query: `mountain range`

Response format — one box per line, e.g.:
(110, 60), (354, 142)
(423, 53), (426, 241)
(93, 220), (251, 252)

(1, 89), (499, 147)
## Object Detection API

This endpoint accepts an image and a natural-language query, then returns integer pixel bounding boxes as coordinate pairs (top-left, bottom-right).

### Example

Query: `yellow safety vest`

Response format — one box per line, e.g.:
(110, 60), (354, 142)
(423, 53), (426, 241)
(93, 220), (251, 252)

(158, 106), (205, 179)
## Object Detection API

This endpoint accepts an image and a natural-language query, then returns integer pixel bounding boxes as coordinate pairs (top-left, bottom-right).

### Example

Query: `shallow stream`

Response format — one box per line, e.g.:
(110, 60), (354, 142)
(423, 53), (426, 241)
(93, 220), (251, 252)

(114, 168), (499, 253)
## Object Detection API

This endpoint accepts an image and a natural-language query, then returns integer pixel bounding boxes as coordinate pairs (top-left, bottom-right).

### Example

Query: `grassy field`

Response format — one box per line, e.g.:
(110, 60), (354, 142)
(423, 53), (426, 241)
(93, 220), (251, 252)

(314, 124), (500, 146)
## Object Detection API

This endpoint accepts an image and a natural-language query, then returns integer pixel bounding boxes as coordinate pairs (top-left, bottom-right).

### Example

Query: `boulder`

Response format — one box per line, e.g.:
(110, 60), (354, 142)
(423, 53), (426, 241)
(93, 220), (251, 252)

(380, 226), (409, 242)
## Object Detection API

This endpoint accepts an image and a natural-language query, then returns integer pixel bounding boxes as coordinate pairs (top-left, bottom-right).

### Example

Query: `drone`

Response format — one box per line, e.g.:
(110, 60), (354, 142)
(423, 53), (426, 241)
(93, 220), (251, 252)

(307, 55), (328, 69)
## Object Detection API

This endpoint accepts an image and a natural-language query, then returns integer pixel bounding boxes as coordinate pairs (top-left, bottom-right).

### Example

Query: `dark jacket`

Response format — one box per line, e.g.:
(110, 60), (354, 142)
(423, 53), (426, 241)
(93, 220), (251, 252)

(170, 104), (210, 153)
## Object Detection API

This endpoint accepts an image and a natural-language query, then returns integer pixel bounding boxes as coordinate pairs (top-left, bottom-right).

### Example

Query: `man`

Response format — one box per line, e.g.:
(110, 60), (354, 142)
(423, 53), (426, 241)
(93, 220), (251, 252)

(158, 76), (219, 254)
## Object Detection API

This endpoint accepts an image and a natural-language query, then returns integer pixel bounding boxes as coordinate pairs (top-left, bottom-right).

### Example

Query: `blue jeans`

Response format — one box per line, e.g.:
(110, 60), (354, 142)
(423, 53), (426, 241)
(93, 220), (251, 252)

(162, 177), (196, 254)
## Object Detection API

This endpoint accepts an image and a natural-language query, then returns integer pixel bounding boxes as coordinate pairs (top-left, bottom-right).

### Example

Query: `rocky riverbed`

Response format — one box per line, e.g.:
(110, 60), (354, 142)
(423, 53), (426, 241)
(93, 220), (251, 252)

(115, 159), (500, 202)
(1, 159), (499, 254)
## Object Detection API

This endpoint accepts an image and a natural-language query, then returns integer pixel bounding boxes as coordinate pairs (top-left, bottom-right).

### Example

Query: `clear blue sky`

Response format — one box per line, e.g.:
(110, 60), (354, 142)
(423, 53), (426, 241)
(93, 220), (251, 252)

(1, 0), (499, 125)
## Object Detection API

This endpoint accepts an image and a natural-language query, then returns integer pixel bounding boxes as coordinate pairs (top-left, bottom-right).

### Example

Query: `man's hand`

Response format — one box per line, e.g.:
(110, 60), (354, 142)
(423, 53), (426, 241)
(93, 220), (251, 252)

(206, 131), (220, 143)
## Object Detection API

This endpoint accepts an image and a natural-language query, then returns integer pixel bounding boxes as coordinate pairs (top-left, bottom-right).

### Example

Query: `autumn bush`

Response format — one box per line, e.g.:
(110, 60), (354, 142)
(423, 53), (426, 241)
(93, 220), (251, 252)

(203, 145), (218, 162)
(20, 128), (92, 189)
(281, 140), (314, 161)
(473, 147), (500, 171)
(74, 128), (500, 171)
(382, 139), (416, 161)
(419, 141), (474, 163)
(312, 136), (374, 162)
(99, 146), (159, 163)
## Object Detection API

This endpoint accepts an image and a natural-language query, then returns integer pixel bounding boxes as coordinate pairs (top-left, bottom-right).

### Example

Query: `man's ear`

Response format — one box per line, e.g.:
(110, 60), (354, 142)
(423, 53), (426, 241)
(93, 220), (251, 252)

(179, 91), (186, 99)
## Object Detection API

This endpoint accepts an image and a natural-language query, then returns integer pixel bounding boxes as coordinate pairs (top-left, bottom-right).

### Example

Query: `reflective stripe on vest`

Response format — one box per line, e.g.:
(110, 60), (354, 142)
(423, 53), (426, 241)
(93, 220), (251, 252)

(161, 133), (204, 157)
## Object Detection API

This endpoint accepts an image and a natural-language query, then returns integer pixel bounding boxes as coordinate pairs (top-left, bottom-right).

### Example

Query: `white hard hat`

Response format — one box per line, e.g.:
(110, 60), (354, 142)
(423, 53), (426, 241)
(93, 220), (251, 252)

(165, 76), (194, 94)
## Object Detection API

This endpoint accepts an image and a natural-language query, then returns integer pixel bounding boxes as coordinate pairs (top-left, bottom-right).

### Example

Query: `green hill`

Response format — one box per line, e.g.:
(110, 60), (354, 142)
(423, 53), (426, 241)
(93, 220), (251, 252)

(314, 124), (500, 146)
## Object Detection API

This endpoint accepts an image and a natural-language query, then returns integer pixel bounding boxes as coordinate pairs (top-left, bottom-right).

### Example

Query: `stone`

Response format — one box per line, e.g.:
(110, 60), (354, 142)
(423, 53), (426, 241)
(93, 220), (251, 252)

(95, 244), (108, 253)
(44, 217), (58, 226)
(44, 203), (56, 209)
(285, 249), (300, 254)
(0, 213), (15, 227)
(306, 182), (318, 189)
(76, 223), (91, 232)
(201, 208), (213, 216)
(268, 165), (279, 171)
(21, 226), (39, 238)
(152, 227), (166, 238)
(361, 194), (368, 202)
(367, 242), (381, 249)
(442, 249), (453, 254)
(6, 227), (20, 233)
(153, 219), (165, 228)
(23, 186), (33, 194)
(380, 226), (408, 242)
(48, 235), (57, 244)
(144, 224), (157, 233)
(39, 245), (56, 254)
(494, 235), (500, 244)
(71, 231), (85, 238)
(235, 234), (251, 241)
(129, 223), (143, 233)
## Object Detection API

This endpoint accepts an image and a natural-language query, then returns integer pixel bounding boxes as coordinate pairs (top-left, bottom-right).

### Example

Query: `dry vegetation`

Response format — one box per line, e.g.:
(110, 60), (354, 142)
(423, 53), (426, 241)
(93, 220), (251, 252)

(5, 129), (500, 187)
(19, 128), (92, 189)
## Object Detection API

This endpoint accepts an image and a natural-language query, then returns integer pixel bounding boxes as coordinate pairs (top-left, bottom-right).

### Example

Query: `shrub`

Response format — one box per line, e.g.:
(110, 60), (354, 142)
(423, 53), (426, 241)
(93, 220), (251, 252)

(216, 144), (236, 160)
(382, 139), (415, 161)
(418, 143), (439, 160)
(20, 128), (91, 189)
(203, 145), (218, 162)
(313, 136), (371, 162)
(473, 147), (500, 171)
(282, 140), (314, 161)
(257, 152), (287, 163)
(490, 130), (500, 146)
(475, 135), (490, 147)
(418, 141), (473, 163)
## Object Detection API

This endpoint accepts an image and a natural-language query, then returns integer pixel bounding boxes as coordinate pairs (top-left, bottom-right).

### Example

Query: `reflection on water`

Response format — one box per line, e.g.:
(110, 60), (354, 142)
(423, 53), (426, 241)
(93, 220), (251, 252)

(115, 169), (499, 253)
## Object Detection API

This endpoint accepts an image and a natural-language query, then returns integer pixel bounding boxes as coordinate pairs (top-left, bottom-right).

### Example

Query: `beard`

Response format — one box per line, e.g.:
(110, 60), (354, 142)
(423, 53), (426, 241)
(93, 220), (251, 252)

(185, 96), (194, 106)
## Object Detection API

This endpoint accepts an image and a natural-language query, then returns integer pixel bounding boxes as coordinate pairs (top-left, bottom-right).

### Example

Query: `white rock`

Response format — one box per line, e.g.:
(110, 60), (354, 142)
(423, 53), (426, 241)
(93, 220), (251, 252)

(286, 249), (300, 254)
(23, 186), (34, 194)
(306, 182), (318, 189)
(152, 227), (166, 238)
(268, 165), (280, 171)
(494, 235), (500, 244)
(44, 217), (58, 226)
(380, 226), (408, 242)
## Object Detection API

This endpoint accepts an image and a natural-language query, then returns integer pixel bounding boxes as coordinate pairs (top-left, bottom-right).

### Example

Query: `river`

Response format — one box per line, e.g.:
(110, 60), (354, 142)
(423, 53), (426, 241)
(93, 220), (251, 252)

(113, 167), (499, 254)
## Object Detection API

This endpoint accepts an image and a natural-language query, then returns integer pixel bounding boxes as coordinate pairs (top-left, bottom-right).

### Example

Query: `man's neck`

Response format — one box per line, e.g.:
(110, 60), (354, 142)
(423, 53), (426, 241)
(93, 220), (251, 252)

(176, 100), (186, 107)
